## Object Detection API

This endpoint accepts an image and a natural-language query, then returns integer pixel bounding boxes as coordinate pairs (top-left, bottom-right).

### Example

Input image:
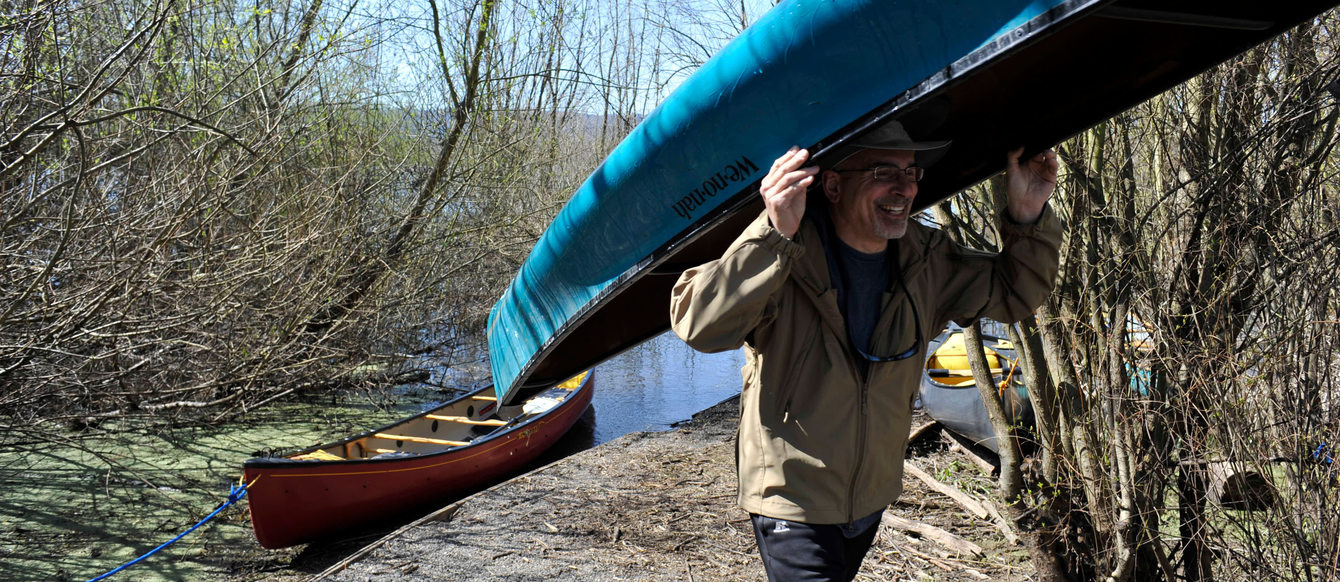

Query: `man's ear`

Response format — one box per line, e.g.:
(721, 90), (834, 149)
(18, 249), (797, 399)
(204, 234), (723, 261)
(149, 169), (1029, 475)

(822, 170), (840, 203)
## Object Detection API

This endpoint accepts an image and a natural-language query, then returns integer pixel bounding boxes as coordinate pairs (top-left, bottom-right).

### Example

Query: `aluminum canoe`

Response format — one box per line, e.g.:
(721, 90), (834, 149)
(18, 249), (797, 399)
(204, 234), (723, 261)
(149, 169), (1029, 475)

(919, 329), (1032, 454)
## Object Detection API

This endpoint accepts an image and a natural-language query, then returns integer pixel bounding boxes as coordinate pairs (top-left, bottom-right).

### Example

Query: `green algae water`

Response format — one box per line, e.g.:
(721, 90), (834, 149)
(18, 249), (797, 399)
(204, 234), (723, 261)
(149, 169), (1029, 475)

(0, 389), (433, 582)
(0, 333), (742, 581)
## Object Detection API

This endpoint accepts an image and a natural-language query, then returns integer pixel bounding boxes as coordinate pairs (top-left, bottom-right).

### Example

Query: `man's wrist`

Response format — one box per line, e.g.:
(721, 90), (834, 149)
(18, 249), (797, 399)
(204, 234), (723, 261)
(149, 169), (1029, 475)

(1005, 203), (1044, 225)
(766, 214), (799, 240)
(759, 220), (805, 259)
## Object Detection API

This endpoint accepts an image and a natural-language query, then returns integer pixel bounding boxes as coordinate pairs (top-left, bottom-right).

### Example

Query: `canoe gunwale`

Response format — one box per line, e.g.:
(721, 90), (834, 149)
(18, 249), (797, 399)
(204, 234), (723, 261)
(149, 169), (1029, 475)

(242, 370), (593, 469)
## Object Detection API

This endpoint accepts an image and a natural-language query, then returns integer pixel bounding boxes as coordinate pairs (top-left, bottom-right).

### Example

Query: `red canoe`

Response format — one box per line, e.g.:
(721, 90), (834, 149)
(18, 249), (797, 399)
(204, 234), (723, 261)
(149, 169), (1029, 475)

(242, 370), (594, 548)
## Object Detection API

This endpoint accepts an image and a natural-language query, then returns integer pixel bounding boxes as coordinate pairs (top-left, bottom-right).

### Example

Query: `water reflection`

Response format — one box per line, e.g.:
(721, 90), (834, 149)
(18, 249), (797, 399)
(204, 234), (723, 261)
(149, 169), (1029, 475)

(588, 331), (745, 444)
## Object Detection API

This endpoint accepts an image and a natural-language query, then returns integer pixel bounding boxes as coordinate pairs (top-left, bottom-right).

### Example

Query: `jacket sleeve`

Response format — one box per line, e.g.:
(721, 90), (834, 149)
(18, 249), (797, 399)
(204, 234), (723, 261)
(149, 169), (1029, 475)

(670, 211), (805, 353)
(932, 204), (1064, 326)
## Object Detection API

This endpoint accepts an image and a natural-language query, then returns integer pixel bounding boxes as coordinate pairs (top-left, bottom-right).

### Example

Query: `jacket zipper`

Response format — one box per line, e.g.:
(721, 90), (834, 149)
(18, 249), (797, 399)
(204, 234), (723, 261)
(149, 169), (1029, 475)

(846, 353), (870, 523)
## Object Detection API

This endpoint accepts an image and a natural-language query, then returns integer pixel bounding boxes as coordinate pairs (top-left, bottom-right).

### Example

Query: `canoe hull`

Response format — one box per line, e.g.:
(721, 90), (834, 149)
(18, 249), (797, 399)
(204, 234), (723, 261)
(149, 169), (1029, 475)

(242, 372), (594, 549)
(919, 380), (1032, 454)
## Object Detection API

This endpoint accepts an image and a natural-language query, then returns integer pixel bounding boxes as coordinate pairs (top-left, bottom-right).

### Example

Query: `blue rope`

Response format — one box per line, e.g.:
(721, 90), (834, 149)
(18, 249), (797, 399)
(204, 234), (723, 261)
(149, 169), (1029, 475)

(85, 479), (252, 582)
(1315, 443), (1333, 465)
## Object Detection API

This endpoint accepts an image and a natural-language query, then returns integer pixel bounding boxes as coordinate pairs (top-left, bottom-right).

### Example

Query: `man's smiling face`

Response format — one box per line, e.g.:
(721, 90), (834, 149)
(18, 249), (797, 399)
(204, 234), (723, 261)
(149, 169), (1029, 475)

(823, 149), (920, 253)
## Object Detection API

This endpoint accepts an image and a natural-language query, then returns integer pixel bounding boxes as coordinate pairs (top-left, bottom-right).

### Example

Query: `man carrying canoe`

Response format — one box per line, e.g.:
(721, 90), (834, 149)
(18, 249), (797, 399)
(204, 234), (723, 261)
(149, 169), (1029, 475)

(669, 120), (1063, 581)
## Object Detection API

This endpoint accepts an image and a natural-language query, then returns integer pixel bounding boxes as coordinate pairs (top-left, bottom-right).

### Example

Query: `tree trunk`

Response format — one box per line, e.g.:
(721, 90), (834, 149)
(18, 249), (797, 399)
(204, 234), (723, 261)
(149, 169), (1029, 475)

(303, 0), (496, 339)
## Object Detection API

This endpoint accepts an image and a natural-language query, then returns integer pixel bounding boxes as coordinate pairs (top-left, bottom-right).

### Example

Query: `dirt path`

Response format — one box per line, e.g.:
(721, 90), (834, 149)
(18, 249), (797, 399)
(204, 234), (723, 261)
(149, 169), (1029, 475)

(305, 396), (1034, 581)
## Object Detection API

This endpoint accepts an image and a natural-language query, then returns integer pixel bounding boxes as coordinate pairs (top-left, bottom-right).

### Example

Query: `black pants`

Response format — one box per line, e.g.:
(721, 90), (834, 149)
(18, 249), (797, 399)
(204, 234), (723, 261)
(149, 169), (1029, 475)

(749, 514), (881, 582)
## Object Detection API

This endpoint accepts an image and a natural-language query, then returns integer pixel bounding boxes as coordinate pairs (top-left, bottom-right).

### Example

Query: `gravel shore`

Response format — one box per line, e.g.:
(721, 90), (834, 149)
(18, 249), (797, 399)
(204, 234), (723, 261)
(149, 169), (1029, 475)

(284, 396), (1033, 581)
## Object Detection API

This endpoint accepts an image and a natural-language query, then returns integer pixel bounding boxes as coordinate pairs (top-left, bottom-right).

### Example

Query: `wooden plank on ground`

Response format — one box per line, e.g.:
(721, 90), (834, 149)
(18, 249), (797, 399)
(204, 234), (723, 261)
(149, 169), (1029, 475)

(904, 462), (990, 519)
(881, 513), (983, 557)
(947, 437), (998, 476)
(907, 421), (942, 447)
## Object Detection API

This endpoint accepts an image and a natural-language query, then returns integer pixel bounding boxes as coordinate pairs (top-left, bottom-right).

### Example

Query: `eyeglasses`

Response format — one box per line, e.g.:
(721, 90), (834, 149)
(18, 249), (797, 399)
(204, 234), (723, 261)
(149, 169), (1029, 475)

(848, 292), (923, 362)
(831, 238), (925, 363)
(831, 164), (925, 184)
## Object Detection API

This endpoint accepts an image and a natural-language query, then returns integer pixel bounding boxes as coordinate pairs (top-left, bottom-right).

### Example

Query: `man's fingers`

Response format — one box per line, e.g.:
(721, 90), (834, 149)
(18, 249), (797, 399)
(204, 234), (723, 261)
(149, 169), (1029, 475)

(769, 148), (810, 179)
(780, 173), (815, 196)
(1006, 147), (1058, 179)
(770, 146), (804, 170)
(1034, 150), (1059, 180)
(783, 148), (809, 169)
(761, 147), (812, 239)
(785, 168), (819, 185)
(764, 149), (798, 190)
(762, 162), (817, 194)
(765, 175), (813, 202)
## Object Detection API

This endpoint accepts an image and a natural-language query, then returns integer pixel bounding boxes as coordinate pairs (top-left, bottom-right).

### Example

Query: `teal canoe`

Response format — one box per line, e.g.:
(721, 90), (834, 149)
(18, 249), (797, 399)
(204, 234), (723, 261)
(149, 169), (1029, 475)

(488, 0), (1338, 404)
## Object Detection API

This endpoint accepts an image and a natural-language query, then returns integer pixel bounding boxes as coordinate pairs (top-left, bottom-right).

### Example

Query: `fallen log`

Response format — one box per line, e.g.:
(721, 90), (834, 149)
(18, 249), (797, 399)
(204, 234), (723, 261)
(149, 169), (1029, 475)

(904, 462), (990, 519)
(907, 421), (942, 448)
(904, 461), (1019, 544)
(947, 436), (998, 476)
(1207, 462), (1277, 511)
(881, 513), (983, 557)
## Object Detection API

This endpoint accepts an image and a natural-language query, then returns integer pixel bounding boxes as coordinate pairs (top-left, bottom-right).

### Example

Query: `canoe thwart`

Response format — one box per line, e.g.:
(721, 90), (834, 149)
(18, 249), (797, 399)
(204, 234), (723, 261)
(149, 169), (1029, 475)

(927, 368), (1009, 377)
(425, 414), (507, 426)
(373, 433), (469, 447)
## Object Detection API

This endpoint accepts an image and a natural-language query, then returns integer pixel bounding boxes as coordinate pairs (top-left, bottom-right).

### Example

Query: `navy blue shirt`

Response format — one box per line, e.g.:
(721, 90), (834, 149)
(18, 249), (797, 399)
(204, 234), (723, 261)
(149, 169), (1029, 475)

(832, 240), (891, 376)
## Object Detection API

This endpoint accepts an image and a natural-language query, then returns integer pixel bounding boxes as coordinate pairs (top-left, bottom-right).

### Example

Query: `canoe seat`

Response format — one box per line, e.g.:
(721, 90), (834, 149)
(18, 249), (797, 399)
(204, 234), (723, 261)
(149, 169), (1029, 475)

(374, 433), (469, 447)
(291, 449), (344, 461)
(425, 414), (507, 427)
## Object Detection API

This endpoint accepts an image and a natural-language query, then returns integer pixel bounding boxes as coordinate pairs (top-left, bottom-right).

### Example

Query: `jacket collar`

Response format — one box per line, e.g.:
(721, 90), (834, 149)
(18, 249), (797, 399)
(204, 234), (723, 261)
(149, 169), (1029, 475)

(790, 214), (931, 293)
(789, 213), (932, 340)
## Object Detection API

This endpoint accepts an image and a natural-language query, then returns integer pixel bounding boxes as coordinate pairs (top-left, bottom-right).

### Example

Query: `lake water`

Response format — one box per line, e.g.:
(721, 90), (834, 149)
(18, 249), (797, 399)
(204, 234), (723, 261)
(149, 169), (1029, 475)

(587, 331), (745, 443)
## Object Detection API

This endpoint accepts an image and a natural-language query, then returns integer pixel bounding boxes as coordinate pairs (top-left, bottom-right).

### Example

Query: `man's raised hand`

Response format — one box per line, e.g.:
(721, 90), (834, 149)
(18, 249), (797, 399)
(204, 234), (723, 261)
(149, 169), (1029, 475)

(1004, 147), (1058, 224)
(760, 146), (819, 239)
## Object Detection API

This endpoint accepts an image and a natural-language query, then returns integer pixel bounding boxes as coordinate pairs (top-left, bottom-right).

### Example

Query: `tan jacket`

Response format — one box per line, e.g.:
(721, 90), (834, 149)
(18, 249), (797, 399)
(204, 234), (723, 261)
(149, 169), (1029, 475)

(670, 208), (1063, 523)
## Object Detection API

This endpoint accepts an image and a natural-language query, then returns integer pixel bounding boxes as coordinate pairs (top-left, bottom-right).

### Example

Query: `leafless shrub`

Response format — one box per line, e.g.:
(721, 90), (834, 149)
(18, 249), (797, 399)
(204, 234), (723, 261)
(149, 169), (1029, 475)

(973, 18), (1340, 581)
(0, 0), (733, 428)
